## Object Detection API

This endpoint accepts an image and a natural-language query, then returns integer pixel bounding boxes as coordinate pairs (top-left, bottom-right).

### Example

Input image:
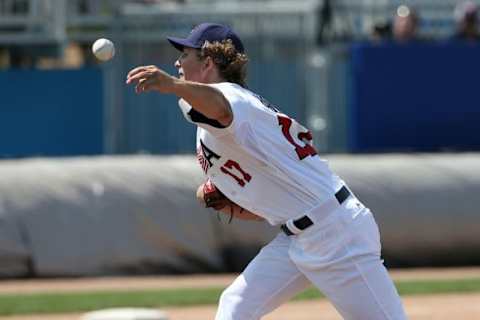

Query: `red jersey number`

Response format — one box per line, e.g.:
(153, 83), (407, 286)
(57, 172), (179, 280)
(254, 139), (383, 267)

(277, 115), (317, 160)
(221, 159), (252, 187)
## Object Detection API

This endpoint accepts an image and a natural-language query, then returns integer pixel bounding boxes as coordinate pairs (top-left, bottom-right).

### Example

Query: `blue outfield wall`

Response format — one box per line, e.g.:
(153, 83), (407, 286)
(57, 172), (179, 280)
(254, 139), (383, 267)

(0, 69), (103, 157)
(2, 43), (479, 158)
(349, 42), (480, 152)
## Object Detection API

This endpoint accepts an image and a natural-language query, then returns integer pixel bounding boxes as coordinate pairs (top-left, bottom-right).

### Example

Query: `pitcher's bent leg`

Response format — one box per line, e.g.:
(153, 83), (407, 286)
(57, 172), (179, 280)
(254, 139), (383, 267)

(215, 233), (311, 320)
(309, 253), (407, 320)
(291, 204), (407, 320)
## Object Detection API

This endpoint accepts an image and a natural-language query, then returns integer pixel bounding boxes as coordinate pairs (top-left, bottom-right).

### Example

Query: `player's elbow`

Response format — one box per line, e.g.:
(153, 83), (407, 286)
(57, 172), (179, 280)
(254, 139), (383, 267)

(217, 111), (233, 127)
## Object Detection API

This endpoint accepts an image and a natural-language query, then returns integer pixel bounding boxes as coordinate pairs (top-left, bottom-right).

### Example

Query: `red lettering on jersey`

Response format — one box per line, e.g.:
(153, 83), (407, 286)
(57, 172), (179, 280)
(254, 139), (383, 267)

(277, 115), (317, 160)
(196, 147), (209, 174)
(220, 160), (252, 187)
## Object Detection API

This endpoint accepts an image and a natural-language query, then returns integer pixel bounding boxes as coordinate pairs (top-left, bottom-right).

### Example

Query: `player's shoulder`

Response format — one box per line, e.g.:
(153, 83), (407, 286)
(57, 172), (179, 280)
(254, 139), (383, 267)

(209, 82), (255, 104)
(216, 82), (280, 112)
(209, 82), (252, 101)
(208, 82), (243, 94)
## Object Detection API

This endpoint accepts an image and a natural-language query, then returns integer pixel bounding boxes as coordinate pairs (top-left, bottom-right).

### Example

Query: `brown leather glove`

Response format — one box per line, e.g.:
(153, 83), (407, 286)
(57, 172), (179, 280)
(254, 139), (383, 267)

(202, 179), (232, 211)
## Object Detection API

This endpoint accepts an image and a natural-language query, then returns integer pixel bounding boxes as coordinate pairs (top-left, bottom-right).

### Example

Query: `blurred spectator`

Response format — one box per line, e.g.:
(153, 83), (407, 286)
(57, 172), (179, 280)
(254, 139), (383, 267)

(370, 19), (392, 42)
(451, 1), (480, 42)
(393, 5), (420, 42)
(8, 46), (35, 69)
(129, 0), (185, 4)
(316, 0), (332, 45)
(0, 48), (9, 69)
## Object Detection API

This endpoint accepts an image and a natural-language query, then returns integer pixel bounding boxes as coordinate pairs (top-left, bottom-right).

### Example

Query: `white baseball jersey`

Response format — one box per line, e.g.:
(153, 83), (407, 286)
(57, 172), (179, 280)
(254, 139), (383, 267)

(179, 82), (344, 226)
(178, 83), (407, 320)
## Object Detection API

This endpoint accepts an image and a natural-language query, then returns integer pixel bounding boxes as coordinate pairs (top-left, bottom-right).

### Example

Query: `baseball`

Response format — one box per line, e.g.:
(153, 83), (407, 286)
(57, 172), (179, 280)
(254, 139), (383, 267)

(92, 38), (115, 61)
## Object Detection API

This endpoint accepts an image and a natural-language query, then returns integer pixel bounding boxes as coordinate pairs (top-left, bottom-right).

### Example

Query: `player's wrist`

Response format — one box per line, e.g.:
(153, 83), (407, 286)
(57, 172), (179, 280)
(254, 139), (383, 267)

(161, 76), (181, 94)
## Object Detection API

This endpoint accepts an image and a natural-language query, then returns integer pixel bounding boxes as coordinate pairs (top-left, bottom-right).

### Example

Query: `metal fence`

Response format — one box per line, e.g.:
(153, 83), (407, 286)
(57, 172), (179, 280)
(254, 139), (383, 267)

(1, 0), (475, 45)
(0, 0), (65, 44)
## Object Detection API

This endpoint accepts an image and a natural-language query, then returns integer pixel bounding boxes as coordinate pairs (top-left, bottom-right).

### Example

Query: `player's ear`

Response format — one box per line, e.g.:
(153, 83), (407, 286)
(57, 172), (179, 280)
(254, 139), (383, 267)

(203, 56), (215, 71)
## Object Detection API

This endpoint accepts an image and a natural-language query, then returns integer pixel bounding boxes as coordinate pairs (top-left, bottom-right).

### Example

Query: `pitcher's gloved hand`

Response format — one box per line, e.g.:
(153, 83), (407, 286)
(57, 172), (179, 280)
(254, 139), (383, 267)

(197, 180), (264, 223)
(202, 179), (232, 211)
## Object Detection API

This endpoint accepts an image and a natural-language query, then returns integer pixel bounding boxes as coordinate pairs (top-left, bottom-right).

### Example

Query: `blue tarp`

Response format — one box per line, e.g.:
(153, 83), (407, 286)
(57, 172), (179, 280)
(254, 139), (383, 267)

(349, 42), (480, 152)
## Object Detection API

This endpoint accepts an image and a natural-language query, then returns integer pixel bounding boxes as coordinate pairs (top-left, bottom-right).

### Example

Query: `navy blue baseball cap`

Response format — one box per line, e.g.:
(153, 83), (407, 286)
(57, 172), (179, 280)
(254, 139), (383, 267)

(167, 23), (245, 53)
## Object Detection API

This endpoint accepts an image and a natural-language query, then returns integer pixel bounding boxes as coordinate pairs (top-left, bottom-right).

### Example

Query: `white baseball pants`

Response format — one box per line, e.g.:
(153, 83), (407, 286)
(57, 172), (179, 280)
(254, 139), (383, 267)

(215, 196), (407, 320)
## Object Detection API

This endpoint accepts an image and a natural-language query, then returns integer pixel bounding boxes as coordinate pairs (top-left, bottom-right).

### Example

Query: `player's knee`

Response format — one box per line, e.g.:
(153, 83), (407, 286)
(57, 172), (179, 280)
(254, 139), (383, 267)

(215, 285), (260, 320)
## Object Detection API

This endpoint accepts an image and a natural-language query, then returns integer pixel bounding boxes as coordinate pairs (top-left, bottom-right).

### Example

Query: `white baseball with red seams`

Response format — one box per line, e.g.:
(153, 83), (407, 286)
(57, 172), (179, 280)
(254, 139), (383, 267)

(92, 38), (115, 61)
(179, 82), (407, 320)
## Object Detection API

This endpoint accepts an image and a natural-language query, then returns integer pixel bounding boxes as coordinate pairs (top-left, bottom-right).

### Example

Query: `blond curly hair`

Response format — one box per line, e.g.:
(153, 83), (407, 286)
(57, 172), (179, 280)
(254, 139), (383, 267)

(199, 39), (248, 87)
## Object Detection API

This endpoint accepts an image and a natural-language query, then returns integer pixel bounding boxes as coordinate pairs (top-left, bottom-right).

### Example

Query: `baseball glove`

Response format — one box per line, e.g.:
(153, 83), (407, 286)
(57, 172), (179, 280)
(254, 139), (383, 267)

(202, 179), (232, 211)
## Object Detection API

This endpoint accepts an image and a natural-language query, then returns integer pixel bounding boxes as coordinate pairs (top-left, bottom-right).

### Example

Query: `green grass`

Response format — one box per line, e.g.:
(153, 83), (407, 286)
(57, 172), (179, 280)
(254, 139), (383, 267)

(395, 278), (480, 295)
(0, 288), (221, 316)
(1, 278), (480, 316)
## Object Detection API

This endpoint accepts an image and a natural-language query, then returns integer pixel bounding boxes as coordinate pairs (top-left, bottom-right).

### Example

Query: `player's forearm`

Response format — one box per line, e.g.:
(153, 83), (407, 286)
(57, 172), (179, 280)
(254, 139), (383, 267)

(170, 79), (232, 125)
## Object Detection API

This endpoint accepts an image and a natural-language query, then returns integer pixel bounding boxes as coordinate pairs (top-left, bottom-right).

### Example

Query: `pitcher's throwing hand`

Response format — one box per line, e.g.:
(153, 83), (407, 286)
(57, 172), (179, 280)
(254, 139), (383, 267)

(126, 65), (177, 94)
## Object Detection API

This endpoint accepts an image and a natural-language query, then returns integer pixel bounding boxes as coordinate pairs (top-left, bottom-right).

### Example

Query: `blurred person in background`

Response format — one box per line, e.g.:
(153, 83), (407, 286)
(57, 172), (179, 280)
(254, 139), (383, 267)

(393, 4), (420, 43)
(451, 1), (480, 42)
(7, 46), (35, 69)
(370, 19), (392, 43)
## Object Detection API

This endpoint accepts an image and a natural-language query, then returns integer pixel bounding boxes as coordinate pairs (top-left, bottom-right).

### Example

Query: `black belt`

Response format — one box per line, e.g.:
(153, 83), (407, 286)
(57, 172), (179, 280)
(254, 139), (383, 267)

(280, 186), (351, 236)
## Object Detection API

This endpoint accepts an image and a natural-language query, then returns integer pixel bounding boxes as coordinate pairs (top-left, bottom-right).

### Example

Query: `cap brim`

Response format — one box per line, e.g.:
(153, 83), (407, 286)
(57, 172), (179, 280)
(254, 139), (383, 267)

(167, 37), (200, 51)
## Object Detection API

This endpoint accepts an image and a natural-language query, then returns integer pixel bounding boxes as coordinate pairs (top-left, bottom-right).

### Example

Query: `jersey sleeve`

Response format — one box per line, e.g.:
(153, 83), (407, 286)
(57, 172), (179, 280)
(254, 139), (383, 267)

(178, 98), (226, 129)
(177, 82), (251, 138)
(207, 82), (251, 135)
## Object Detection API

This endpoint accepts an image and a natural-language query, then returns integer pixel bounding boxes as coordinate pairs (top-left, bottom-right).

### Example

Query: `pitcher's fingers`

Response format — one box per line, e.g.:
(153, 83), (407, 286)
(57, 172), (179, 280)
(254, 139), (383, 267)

(126, 72), (145, 84)
(141, 77), (158, 92)
(127, 65), (157, 78)
(126, 70), (152, 84)
(127, 66), (148, 77)
(138, 77), (159, 93)
(127, 66), (149, 79)
(135, 83), (144, 94)
(134, 78), (147, 93)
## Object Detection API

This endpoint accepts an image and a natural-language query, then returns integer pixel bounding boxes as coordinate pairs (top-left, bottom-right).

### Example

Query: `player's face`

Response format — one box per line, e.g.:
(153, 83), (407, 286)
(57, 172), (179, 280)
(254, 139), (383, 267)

(175, 47), (205, 82)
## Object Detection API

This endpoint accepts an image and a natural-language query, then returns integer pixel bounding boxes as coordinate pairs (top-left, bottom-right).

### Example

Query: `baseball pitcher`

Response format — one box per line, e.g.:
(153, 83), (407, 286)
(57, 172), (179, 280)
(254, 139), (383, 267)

(126, 22), (407, 320)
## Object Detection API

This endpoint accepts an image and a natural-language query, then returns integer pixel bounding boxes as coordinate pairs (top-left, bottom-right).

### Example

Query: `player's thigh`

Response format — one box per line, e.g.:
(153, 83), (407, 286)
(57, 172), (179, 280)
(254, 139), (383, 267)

(297, 209), (406, 320)
(306, 253), (406, 320)
(215, 233), (311, 320)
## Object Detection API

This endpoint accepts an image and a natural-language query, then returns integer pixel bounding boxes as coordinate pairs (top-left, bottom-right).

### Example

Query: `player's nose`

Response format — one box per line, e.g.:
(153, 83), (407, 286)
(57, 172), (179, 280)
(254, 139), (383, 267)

(174, 59), (181, 68)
